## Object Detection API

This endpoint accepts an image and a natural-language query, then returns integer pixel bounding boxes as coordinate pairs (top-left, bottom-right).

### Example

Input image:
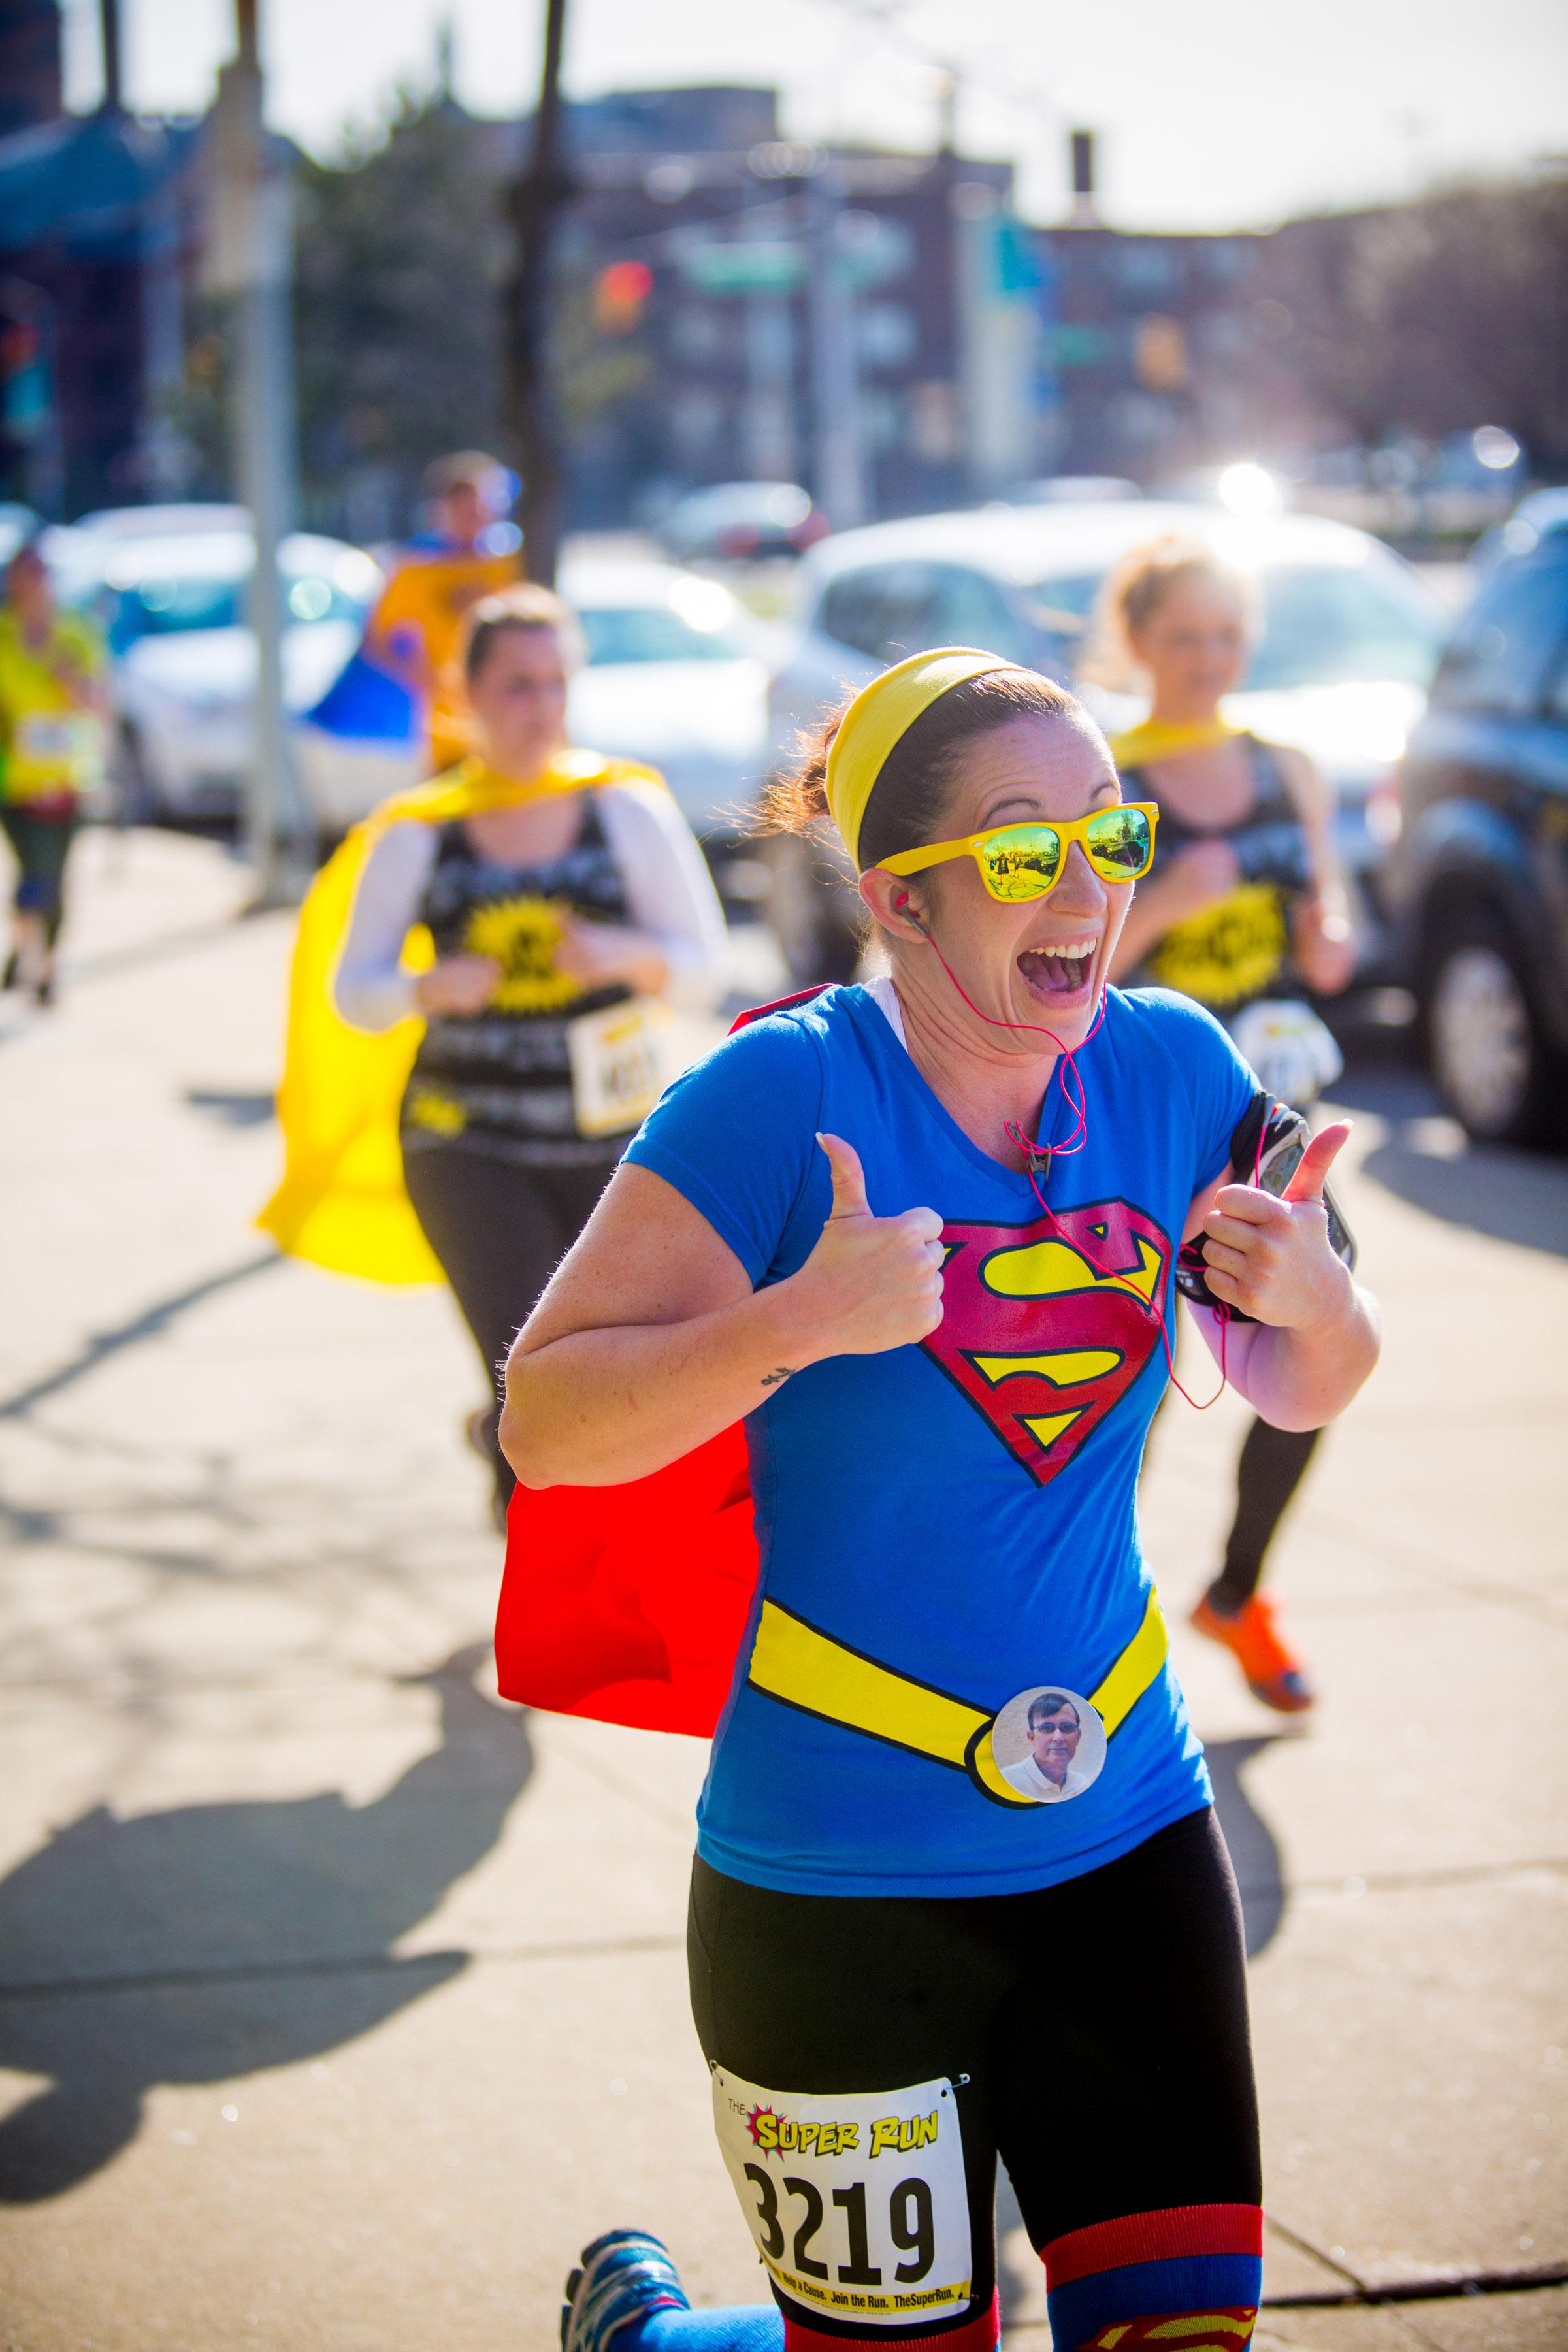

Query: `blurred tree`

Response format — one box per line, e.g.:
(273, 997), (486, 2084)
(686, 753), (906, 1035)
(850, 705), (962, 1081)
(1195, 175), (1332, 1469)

(292, 88), (508, 536)
(1265, 174), (1568, 470)
(289, 88), (650, 541)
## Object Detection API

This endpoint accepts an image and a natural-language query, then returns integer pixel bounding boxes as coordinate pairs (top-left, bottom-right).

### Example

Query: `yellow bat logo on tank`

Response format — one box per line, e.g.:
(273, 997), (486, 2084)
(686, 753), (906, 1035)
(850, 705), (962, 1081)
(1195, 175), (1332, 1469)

(463, 894), (581, 1012)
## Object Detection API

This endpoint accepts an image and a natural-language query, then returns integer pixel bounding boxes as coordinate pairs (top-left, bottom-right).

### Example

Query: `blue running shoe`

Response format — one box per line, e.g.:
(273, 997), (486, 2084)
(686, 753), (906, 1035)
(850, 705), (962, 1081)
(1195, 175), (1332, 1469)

(561, 2229), (690, 2351)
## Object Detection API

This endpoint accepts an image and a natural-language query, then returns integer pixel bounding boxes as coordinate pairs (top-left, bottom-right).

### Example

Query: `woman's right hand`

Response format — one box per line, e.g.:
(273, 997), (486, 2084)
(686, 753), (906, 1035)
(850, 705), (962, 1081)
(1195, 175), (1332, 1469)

(413, 954), (502, 1016)
(1157, 838), (1242, 922)
(779, 1134), (945, 1362)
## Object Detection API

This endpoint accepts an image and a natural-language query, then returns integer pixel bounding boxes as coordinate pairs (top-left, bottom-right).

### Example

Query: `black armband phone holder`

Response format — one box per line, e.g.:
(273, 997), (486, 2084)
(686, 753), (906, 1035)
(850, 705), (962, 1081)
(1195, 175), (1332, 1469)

(1175, 1089), (1358, 1324)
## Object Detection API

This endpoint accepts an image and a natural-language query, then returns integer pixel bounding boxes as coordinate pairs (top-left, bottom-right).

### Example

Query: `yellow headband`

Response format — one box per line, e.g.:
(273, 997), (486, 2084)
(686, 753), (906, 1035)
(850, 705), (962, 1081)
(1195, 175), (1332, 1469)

(825, 647), (1027, 868)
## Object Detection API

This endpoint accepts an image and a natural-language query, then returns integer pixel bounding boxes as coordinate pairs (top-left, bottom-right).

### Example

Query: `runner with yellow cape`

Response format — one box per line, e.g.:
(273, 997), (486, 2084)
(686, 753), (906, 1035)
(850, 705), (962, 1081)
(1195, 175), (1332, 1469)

(1104, 543), (1356, 1723)
(257, 748), (661, 1286)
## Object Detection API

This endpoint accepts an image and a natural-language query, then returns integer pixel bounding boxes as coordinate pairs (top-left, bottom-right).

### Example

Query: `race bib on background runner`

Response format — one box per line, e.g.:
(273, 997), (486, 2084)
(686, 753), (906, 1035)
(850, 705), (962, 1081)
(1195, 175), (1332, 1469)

(712, 2068), (972, 2327)
(566, 998), (673, 1137)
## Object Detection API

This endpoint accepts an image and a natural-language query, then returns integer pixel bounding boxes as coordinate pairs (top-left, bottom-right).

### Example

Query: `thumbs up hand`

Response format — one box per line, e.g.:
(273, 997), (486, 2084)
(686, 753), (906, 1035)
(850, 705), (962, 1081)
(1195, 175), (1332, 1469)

(1199, 1120), (1355, 1331)
(783, 1134), (946, 1360)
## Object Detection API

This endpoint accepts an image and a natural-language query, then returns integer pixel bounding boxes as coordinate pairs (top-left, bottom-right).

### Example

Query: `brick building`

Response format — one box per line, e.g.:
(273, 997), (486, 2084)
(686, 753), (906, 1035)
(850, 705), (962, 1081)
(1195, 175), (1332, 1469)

(0, 0), (200, 515)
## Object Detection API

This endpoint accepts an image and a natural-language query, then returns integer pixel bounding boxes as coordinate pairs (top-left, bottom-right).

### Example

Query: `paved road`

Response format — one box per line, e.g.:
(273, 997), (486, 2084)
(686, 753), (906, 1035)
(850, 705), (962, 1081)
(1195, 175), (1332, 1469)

(0, 831), (1563, 2351)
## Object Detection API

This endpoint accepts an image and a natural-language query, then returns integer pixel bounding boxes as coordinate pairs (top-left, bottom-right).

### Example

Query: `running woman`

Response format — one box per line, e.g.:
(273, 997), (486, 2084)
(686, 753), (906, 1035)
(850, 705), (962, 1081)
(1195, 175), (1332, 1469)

(261, 584), (726, 1522)
(363, 451), (523, 772)
(0, 538), (108, 1005)
(1102, 540), (1357, 1713)
(500, 650), (1379, 2352)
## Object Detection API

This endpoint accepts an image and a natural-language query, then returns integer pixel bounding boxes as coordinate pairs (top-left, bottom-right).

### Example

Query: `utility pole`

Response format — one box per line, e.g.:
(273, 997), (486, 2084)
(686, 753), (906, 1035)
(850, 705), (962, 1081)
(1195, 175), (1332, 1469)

(504, 0), (572, 586)
(805, 157), (866, 530)
(206, 0), (305, 902)
(742, 204), (796, 482)
(97, 0), (122, 113)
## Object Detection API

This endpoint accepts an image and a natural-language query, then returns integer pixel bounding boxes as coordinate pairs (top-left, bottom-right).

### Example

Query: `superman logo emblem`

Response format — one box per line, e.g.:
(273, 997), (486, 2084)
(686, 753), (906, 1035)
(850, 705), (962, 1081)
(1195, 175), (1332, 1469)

(923, 1199), (1171, 1486)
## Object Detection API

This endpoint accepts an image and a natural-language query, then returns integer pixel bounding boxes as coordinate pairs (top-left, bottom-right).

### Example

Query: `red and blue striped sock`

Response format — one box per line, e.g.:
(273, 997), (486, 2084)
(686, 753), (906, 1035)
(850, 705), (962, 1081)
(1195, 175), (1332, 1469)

(620, 2298), (999, 2351)
(1043, 2203), (1262, 2349)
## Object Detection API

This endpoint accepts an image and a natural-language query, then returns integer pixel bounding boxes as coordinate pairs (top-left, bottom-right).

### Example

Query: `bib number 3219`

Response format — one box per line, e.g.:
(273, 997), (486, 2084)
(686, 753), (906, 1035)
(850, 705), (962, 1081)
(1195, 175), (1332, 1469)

(711, 2068), (972, 2328)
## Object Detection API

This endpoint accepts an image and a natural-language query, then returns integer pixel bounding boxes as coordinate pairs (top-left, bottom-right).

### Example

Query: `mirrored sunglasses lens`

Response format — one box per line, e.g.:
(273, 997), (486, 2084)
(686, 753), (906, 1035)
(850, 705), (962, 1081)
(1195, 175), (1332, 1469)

(1086, 808), (1152, 874)
(979, 827), (1061, 900)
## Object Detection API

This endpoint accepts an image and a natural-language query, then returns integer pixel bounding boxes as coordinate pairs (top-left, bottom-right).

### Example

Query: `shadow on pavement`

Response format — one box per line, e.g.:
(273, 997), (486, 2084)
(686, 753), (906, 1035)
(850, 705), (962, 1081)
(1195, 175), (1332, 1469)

(0, 1248), (282, 1422)
(0, 1644), (532, 2204)
(184, 1088), (276, 1128)
(1205, 1735), (1291, 1958)
(1329, 1067), (1568, 1260)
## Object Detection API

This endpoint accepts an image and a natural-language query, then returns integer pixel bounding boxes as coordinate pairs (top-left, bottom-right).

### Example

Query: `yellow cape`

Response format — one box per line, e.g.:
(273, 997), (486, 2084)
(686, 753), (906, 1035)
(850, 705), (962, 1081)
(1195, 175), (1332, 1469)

(257, 749), (663, 1284)
(1107, 714), (1243, 770)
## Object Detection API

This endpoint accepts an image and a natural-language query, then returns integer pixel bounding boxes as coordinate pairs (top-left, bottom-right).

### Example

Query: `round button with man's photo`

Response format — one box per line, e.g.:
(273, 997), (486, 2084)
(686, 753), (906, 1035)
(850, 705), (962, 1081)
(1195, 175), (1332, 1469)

(990, 1686), (1106, 1804)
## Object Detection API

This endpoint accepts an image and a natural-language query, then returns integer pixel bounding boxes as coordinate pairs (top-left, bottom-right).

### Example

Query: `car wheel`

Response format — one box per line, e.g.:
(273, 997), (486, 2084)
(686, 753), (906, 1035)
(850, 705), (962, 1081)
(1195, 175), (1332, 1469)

(1426, 916), (1557, 1146)
(763, 826), (864, 987)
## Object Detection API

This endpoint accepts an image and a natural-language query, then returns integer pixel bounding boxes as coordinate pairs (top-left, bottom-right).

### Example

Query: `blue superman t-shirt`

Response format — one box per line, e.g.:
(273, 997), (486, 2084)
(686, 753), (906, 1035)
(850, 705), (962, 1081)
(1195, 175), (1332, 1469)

(624, 982), (1256, 1899)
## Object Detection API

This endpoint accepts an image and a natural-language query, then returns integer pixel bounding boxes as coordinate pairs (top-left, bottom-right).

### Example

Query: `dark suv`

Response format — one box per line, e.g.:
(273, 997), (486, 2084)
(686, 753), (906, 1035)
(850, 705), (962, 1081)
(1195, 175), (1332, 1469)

(1394, 538), (1568, 1144)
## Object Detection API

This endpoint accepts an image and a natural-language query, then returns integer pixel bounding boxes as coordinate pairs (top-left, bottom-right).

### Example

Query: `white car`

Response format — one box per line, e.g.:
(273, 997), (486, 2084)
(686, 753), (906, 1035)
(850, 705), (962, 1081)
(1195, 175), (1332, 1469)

(297, 553), (774, 843)
(764, 500), (1447, 981)
(78, 509), (382, 821)
(564, 557), (773, 839)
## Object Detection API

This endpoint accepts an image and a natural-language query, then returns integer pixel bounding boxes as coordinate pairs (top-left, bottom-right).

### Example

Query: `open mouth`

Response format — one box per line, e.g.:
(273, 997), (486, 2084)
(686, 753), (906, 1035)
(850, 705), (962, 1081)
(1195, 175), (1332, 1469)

(1017, 935), (1100, 1002)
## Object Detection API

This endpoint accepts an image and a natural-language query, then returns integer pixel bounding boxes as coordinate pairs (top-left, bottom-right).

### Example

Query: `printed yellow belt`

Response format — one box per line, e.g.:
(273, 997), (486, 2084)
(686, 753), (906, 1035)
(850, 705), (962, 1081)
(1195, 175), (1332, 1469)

(745, 1589), (1169, 1808)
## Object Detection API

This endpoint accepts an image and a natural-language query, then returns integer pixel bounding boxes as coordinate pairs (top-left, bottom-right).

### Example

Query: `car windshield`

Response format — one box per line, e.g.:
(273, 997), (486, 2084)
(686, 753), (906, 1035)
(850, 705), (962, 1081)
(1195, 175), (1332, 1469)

(1023, 555), (1443, 691)
(578, 601), (750, 665)
(103, 546), (374, 653)
(1245, 563), (1443, 691)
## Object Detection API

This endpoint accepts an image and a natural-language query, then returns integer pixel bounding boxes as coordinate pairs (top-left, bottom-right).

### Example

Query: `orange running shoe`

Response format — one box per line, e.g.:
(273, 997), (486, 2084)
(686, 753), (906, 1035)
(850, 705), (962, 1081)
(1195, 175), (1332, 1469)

(1191, 1589), (1315, 1713)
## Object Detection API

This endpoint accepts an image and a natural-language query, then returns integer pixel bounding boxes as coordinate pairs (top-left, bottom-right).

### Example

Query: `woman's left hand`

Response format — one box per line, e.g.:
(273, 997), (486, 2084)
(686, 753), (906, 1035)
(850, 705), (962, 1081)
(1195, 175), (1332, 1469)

(1294, 894), (1357, 995)
(557, 917), (669, 996)
(1200, 1122), (1354, 1330)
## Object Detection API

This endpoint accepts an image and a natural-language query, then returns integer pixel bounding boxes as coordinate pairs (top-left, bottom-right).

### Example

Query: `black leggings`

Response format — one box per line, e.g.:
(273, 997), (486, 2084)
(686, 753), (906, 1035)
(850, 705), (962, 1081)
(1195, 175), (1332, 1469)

(1149, 1381), (1321, 1609)
(1215, 1418), (1321, 1609)
(1, 804), (77, 943)
(688, 1808), (1260, 2341)
(1213, 1401), (1326, 1609)
(402, 1142), (619, 1507)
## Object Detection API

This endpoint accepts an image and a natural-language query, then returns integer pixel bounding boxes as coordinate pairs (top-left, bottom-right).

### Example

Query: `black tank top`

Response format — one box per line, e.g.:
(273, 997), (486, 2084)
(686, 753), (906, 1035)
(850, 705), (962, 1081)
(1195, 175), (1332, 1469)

(403, 798), (636, 1167)
(1120, 736), (1311, 1013)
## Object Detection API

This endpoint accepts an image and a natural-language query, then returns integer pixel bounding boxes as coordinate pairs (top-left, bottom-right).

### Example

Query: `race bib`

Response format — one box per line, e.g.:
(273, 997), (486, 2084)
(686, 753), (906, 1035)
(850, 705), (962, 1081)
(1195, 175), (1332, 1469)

(13, 712), (102, 789)
(566, 996), (673, 1137)
(16, 716), (75, 760)
(712, 2068), (972, 2328)
(1227, 997), (1343, 1109)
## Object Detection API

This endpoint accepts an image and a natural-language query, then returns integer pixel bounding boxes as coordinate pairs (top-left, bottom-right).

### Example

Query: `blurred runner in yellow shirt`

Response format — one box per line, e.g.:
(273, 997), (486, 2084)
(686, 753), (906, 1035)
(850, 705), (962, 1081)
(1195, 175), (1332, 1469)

(364, 451), (523, 772)
(0, 540), (108, 1005)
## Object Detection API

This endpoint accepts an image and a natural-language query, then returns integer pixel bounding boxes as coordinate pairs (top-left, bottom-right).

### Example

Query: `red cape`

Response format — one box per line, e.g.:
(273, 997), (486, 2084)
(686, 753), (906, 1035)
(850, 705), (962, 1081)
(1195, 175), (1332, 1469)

(493, 988), (829, 1733)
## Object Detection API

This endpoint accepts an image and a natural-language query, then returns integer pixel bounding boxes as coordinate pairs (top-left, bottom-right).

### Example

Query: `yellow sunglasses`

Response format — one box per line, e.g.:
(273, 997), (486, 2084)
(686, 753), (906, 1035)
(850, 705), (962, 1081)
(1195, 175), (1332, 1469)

(878, 803), (1159, 903)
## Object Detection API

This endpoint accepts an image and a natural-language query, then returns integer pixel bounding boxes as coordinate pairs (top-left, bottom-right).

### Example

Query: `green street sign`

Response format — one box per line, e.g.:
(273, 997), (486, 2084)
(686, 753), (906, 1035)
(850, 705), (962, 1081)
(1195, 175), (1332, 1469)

(680, 244), (805, 294)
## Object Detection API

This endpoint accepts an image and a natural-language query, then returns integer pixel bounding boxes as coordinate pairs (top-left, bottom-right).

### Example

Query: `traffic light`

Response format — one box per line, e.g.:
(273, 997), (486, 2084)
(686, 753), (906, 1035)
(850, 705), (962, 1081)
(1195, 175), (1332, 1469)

(595, 260), (653, 334)
(1135, 314), (1188, 392)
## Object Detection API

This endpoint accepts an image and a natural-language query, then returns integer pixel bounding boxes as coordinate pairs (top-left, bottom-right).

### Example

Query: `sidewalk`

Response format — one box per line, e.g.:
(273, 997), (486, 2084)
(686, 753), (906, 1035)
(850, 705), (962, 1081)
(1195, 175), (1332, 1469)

(0, 830), (1563, 2351)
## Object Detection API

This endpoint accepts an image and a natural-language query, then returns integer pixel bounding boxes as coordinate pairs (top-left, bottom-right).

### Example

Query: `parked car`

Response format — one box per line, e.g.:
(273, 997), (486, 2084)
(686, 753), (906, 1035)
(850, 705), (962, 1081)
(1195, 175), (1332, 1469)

(74, 509), (382, 821)
(565, 557), (774, 840)
(764, 501), (1446, 983)
(1002, 476), (1141, 506)
(297, 555), (773, 845)
(657, 481), (830, 564)
(1392, 534), (1568, 1145)
(1467, 487), (1568, 584)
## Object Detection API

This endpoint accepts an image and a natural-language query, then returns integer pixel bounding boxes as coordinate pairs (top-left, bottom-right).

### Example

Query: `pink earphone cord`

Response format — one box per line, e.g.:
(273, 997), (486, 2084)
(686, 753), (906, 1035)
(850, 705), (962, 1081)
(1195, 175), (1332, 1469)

(902, 909), (1246, 1409)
